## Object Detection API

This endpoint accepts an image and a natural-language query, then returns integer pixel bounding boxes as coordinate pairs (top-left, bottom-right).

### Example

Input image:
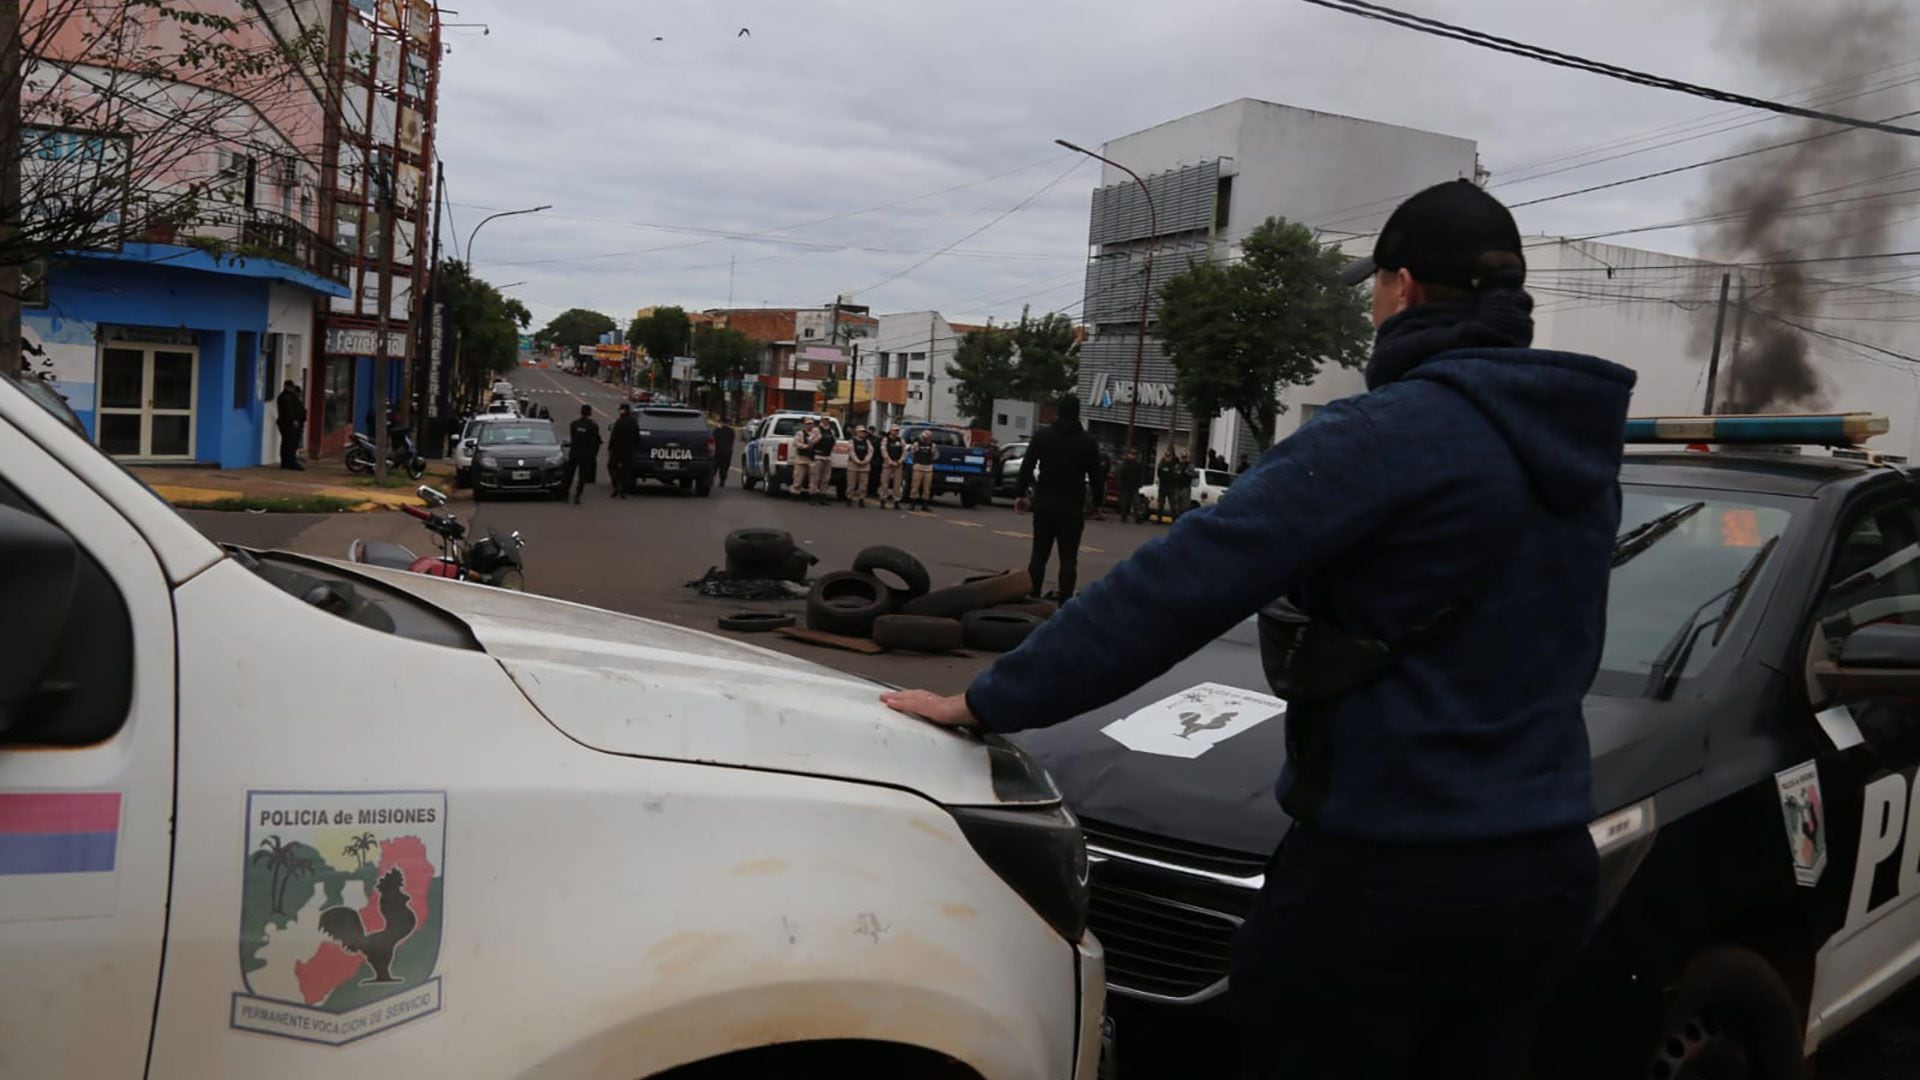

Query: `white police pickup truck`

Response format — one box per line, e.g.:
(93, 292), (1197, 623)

(0, 372), (1102, 1079)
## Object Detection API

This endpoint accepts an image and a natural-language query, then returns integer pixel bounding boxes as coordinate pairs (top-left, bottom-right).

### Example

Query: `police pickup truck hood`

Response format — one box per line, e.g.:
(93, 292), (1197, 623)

(329, 562), (1012, 807)
(1012, 618), (1708, 857)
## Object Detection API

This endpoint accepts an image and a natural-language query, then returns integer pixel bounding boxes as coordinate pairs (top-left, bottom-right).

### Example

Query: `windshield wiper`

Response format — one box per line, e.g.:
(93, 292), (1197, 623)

(1613, 501), (1706, 568)
(1643, 535), (1780, 700)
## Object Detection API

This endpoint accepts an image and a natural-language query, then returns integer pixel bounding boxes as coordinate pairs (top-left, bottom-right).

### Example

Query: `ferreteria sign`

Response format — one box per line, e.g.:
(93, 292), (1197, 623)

(1088, 371), (1177, 409)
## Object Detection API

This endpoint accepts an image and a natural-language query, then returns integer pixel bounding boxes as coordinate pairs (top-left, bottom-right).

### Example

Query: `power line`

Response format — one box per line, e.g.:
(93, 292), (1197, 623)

(1293, 0), (1920, 138)
(855, 157), (1088, 297)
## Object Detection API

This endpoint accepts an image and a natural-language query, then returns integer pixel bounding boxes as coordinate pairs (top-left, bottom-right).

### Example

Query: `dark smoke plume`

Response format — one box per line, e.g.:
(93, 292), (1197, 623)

(1699, 0), (1915, 412)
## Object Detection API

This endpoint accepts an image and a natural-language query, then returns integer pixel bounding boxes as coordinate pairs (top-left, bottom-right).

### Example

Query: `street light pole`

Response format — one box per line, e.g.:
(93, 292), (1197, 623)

(464, 203), (550, 267)
(1056, 138), (1158, 457)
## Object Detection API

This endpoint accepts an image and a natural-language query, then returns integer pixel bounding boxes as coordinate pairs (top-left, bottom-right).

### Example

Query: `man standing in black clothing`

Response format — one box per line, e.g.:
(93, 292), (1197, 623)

(607, 403), (639, 498)
(713, 418), (736, 488)
(1016, 395), (1102, 600)
(566, 404), (601, 504)
(275, 379), (305, 470)
(1114, 447), (1144, 523)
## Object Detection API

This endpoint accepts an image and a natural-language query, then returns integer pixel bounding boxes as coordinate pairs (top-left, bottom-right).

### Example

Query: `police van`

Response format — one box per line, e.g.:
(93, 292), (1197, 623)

(0, 374), (1102, 1079)
(1017, 413), (1920, 1078)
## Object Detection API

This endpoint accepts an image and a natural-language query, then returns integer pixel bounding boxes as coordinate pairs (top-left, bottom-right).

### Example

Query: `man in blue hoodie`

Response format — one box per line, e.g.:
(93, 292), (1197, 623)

(882, 180), (1636, 1079)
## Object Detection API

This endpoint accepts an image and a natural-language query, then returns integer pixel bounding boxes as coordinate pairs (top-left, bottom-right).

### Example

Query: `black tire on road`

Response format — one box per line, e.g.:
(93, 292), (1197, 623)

(696, 473), (713, 496)
(724, 528), (796, 571)
(1646, 947), (1805, 1080)
(962, 609), (1043, 652)
(805, 571), (893, 636)
(473, 486), (490, 503)
(742, 471), (759, 491)
(717, 611), (795, 633)
(852, 545), (931, 604)
(994, 599), (1058, 619)
(454, 468), (470, 490)
(873, 614), (964, 653)
(960, 481), (986, 509)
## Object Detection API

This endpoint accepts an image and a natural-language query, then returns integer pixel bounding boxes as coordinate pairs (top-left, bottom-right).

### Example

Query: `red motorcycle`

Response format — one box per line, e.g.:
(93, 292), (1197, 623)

(348, 486), (527, 589)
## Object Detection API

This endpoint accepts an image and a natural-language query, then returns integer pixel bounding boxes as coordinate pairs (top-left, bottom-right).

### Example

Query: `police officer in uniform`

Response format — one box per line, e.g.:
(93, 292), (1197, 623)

(880, 181), (1636, 1080)
(566, 404), (601, 504)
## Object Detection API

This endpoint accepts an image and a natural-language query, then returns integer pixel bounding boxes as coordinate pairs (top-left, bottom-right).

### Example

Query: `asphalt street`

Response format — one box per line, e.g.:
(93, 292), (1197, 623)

(180, 365), (1920, 1077)
(190, 365), (1153, 693)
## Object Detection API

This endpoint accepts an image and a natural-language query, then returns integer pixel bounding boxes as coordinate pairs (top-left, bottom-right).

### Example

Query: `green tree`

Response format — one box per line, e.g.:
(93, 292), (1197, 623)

(693, 325), (759, 419)
(1009, 308), (1079, 401)
(628, 306), (692, 386)
(251, 835), (315, 917)
(1157, 217), (1371, 446)
(946, 325), (1016, 430)
(534, 308), (618, 352)
(438, 260), (530, 396)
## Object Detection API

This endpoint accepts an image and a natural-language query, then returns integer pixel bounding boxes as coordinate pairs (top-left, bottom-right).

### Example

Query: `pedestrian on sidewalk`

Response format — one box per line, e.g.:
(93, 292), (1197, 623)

(792, 418), (818, 500)
(275, 379), (305, 470)
(1088, 444), (1111, 521)
(607, 403), (638, 498)
(566, 404), (601, 504)
(807, 420), (838, 505)
(907, 429), (938, 511)
(712, 419), (736, 488)
(879, 426), (907, 509)
(880, 179), (1634, 1080)
(1114, 447), (1144, 523)
(1155, 448), (1178, 520)
(1014, 395), (1101, 601)
(847, 423), (875, 507)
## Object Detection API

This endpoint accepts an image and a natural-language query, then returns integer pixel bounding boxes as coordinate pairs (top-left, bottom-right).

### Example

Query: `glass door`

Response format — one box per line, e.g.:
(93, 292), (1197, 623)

(94, 344), (198, 459)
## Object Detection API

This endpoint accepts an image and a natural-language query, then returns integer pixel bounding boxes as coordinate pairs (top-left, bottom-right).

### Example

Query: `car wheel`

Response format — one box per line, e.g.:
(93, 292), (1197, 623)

(804, 570), (893, 636)
(454, 468), (470, 489)
(696, 474), (713, 496)
(961, 609), (1043, 652)
(852, 545), (931, 604)
(1646, 947), (1804, 1080)
(960, 483), (984, 509)
(473, 486), (489, 503)
(872, 614), (964, 653)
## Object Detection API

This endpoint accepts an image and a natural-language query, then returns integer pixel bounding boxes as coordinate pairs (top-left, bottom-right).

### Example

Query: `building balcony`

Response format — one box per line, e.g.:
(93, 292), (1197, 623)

(146, 208), (352, 286)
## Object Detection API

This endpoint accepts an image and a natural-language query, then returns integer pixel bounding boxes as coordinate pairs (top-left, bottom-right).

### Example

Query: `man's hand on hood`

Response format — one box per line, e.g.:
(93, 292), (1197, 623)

(881, 689), (979, 729)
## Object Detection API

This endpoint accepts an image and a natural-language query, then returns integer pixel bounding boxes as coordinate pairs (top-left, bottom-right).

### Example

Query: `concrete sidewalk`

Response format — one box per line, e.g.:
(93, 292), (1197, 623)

(132, 459), (454, 512)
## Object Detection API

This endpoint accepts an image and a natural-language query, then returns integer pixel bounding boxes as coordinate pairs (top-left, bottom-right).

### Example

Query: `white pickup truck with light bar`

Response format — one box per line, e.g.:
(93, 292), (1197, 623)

(0, 372), (1103, 1079)
(1016, 412), (1920, 1078)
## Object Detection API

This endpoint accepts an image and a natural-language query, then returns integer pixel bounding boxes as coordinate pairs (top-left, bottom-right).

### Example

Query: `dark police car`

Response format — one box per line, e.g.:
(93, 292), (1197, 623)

(900, 422), (992, 508)
(619, 405), (716, 495)
(1016, 413), (1920, 1078)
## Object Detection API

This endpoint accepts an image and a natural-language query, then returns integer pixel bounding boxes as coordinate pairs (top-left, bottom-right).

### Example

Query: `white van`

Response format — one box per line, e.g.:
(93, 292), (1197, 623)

(0, 374), (1103, 1078)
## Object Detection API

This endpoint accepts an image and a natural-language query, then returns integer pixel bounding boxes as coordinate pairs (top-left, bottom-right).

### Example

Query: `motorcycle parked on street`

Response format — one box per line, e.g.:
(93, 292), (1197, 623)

(348, 485), (527, 589)
(345, 424), (427, 480)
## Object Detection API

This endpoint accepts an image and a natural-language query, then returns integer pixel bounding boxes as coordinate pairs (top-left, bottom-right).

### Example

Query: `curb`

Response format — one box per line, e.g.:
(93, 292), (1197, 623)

(148, 484), (386, 513)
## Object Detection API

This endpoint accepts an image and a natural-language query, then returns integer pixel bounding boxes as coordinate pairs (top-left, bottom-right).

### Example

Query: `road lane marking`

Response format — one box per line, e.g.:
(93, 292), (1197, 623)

(948, 520), (983, 528)
(995, 530), (1031, 539)
(1080, 545), (1104, 554)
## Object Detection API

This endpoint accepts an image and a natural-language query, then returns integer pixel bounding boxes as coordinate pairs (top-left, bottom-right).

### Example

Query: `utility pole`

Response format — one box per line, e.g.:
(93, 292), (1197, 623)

(1056, 139), (1158, 457)
(1723, 277), (1748, 416)
(726, 254), (735, 309)
(1701, 271), (1732, 416)
(372, 148), (396, 483)
(845, 342), (859, 427)
(926, 311), (937, 422)
(416, 165), (445, 453)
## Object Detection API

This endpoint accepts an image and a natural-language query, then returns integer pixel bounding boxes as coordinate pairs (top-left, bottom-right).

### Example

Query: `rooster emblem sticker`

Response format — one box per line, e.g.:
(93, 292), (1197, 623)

(233, 790), (446, 1045)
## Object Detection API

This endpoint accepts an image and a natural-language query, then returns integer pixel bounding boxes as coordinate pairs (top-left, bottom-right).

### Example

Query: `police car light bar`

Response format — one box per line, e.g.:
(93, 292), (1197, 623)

(1625, 413), (1890, 446)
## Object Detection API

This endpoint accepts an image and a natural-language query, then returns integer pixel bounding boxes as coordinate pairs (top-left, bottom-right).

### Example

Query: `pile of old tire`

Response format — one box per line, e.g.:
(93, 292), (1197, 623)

(724, 527), (815, 582)
(872, 568), (1045, 653)
(806, 570), (894, 636)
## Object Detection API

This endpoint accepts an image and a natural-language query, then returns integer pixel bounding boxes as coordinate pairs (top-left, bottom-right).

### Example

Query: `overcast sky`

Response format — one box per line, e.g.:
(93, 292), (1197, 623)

(430, 0), (1918, 331)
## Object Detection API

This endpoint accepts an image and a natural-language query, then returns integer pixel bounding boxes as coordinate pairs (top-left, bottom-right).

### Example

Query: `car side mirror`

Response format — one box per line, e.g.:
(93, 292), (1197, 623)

(0, 503), (80, 733)
(1816, 623), (1920, 699)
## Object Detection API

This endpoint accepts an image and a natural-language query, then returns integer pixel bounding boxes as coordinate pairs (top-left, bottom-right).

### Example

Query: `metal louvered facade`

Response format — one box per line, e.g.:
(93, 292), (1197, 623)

(1078, 159), (1224, 438)
(1088, 160), (1220, 247)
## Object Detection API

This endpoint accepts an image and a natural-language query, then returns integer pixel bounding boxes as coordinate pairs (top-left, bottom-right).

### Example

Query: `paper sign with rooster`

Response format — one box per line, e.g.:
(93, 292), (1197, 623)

(232, 790), (446, 1045)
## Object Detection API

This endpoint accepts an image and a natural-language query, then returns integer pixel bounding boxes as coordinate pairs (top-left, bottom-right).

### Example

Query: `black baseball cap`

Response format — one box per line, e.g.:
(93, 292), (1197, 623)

(1339, 179), (1525, 288)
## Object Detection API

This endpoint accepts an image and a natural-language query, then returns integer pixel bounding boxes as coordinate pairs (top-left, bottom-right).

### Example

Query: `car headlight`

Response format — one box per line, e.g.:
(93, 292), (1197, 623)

(945, 735), (1086, 941)
(542, 452), (564, 467)
(476, 454), (498, 468)
(949, 802), (1089, 942)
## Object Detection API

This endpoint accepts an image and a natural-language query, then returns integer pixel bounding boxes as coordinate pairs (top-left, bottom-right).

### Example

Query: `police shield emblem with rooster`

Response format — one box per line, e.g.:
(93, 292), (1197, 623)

(233, 790), (446, 1045)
